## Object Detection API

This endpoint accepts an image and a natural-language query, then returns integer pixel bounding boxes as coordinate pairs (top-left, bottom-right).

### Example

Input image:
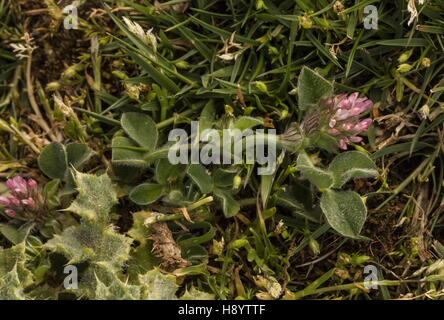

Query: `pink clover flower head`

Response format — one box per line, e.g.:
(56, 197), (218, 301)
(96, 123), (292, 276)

(325, 92), (373, 150)
(1, 176), (40, 218)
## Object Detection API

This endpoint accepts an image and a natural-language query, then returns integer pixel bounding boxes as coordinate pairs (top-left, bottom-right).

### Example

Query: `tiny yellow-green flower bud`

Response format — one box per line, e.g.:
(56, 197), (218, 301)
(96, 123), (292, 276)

(351, 255), (371, 265)
(398, 49), (414, 64)
(46, 81), (61, 92)
(233, 175), (242, 190)
(268, 46), (279, 56)
(309, 238), (320, 256)
(280, 109), (289, 120)
(175, 60), (190, 69)
(112, 70), (128, 80)
(244, 106), (255, 115)
(256, 0), (267, 10)
(255, 81), (269, 94)
(397, 63), (413, 73)
(288, 88), (298, 95)
(298, 15), (313, 29)
(212, 238), (224, 256)
(224, 104), (234, 115)
(338, 252), (352, 265)
(62, 66), (77, 79)
(112, 60), (125, 68)
(228, 238), (249, 250)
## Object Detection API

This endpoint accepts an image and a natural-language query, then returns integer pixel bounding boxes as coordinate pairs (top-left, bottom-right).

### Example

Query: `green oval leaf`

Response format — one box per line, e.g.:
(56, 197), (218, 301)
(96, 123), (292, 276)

(121, 112), (158, 150)
(155, 159), (186, 185)
(199, 100), (216, 133)
(38, 142), (68, 180)
(297, 153), (333, 189)
(232, 116), (263, 131)
(329, 151), (379, 188)
(214, 188), (240, 218)
(129, 183), (164, 205)
(298, 66), (333, 111)
(187, 164), (214, 194)
(213, 168), (237, 188)
(0, 223), (34, 245)
(66, 143), (93, 169)
(112, 136), (148, 168)
(320, 190), (367, 239)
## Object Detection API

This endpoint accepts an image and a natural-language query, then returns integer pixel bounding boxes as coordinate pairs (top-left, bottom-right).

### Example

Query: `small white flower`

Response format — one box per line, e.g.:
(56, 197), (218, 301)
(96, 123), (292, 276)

(408, 0), (426, 25)
(10, 43), (29, 59)
(217, 53), (237, 61)
(145, 28), (158, 52)
(53, 94), (72, 117)
(123, 17), (158, 52)
(216, 33), (246, 62)
(10, 33), (36, 59)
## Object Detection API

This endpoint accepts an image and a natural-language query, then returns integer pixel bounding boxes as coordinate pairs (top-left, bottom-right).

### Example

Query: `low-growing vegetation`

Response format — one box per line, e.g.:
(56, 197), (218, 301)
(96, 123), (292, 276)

(0, 0), (444, 300)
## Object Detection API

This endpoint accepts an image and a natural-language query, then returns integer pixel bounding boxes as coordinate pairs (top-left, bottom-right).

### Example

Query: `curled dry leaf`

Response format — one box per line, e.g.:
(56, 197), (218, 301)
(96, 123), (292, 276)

(149, 222), (191, 271)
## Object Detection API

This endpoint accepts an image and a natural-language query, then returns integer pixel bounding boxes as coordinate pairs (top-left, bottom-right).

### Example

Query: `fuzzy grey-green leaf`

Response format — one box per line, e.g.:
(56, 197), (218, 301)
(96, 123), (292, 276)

(121, 112), (158, 150)
(187, 164), (214, 194)
(320, 190), (367, 239)
(297, 153), (334, 189)
(38, 142), (68, 180)
(129, 183), (164, 205)
(298, 67), (333, 111)
(139, 269), (178, 300)
(45, 222), (132, 267)
(112, 136), (148, 168)
(155, 159), (185, 185)
(329, 151), (378, 188)
(66, 143), (94, 170)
